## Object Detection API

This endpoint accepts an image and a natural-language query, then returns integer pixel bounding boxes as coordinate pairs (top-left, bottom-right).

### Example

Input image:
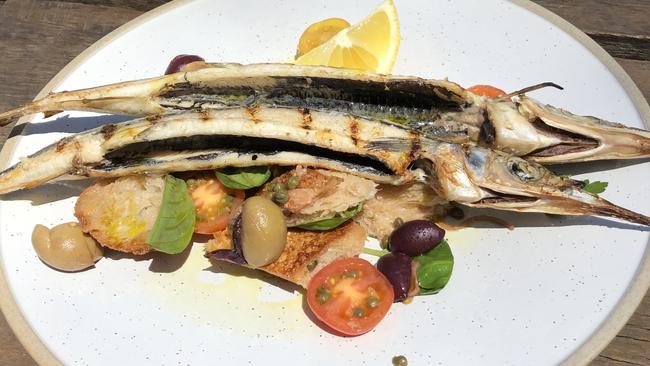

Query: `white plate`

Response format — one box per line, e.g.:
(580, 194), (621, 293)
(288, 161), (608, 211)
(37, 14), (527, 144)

(1, 0), (649, 365)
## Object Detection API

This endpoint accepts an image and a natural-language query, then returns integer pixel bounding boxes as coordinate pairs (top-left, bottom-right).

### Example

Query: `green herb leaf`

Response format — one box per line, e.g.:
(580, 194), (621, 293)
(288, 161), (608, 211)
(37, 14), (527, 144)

(582, 179), (608, 195)
(296, 204), (363, 231)
(413, 240), (454, 295)
(147, 175), (196, 254)
(215, 166), (271, 190)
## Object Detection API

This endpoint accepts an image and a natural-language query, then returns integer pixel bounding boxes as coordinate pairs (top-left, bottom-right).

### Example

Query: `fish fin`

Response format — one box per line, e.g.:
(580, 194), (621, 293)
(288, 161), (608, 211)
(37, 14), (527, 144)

(365, 138), (411, 152)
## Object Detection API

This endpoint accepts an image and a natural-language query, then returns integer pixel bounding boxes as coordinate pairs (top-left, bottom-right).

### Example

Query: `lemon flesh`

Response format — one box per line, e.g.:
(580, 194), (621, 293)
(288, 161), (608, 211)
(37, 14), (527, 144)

(295, 0), (400, 74)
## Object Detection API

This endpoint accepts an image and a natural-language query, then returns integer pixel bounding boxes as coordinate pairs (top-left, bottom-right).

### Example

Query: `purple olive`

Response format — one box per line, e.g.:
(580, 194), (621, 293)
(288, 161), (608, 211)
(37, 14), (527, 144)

(376, 252), (412, 302)
(164, 54), (205, 75)
(207, 215), (246, 264)
(388, 220), (445, 256)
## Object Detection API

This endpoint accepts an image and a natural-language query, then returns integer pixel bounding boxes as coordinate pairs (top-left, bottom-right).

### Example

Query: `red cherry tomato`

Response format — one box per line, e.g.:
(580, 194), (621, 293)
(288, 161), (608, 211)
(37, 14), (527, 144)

(467, 84), (507, 98)
(307, 258), (394, 336)
(187, 177), (244, 234)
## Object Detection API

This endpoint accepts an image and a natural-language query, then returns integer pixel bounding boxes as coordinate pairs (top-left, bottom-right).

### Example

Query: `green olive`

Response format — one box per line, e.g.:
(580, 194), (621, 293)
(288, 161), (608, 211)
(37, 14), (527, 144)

(32, 222), (103, 272)
(240, 196), (287, 268)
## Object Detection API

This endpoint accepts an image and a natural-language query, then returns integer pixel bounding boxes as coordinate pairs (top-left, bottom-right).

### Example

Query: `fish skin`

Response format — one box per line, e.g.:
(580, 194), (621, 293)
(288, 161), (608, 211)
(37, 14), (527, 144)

(2, 63), (648, 164)
(87, 149), (402, 185)
(0, 118), (156, 195)
(0, 105), (647, 226)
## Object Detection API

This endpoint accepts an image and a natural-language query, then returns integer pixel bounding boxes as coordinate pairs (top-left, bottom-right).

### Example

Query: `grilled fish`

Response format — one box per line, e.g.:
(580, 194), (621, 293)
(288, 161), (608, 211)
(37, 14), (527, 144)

(1, 106), (648, 226)
(1, 63), (648, 164)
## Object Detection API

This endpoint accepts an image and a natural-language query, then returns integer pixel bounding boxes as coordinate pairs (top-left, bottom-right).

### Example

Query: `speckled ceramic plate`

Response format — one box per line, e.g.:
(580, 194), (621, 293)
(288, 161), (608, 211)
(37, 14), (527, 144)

(1, 0), (649, 365)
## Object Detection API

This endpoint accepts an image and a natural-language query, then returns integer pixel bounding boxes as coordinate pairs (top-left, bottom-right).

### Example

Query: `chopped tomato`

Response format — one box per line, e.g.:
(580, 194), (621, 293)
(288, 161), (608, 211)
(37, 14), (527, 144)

(307, 258), (393, 336)
(187, 176), (244, 234)
(467, 84), (507, 98)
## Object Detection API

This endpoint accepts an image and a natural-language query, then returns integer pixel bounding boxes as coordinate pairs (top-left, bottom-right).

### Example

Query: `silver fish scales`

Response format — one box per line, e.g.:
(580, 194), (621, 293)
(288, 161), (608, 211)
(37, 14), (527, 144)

(0, 106), (648, 226)
(1, 63), (648, 164)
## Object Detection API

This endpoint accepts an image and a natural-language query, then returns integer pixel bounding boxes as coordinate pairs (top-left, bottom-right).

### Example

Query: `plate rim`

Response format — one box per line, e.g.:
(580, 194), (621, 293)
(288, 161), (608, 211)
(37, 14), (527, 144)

(0, 0), (648, 365)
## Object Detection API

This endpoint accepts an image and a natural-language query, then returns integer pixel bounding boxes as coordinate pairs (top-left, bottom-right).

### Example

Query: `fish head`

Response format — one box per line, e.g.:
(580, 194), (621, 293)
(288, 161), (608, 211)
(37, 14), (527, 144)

(421, 142), (650, 226)
(516, 96), (650, 163)
(480, 96), (650, 164)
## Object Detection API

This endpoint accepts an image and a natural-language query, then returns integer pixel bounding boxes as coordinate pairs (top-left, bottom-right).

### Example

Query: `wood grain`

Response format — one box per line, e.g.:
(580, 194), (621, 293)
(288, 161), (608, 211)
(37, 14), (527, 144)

(0, 1), (648, 365)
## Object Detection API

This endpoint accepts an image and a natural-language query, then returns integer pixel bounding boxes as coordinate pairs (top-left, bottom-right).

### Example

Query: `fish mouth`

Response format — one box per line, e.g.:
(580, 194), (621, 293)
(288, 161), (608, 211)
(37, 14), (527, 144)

(468, 171), (650, 226)
(469, 187), (650, 226)
(517, 97), (650, 163)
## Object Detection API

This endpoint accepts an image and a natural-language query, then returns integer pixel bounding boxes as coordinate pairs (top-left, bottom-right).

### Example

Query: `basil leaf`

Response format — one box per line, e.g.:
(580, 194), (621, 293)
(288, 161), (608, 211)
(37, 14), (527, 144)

(215, 166), (271, 190)
(147, 175), (196, 254)
(582, 179), (608, 195)
(297, 204), (363, 231)
(413, 240), (453, 295)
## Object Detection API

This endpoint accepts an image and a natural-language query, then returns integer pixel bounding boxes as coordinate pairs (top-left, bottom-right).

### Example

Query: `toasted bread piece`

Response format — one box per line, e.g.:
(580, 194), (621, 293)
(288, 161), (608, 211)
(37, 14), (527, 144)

(207, 221), (367, 287)
(74, 176), (164, 254)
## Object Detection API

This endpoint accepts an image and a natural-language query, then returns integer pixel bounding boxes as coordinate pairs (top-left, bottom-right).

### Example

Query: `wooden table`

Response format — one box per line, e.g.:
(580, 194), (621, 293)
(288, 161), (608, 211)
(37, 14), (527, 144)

(0, 0), (648, 364)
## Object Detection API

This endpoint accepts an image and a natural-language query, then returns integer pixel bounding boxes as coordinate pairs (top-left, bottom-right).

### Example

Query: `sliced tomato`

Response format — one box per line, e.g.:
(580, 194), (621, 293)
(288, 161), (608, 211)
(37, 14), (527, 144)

(306, 257), (393, 336)
(467, 84), (507, 98)
(187, 176), (244, 234)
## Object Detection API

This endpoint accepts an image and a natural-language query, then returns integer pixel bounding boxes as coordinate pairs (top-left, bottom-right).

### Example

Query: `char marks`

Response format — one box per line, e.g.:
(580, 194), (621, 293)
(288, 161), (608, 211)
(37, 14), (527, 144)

(408, 132), (422, 164)
(245, 106), (261, 123)
(299, 108), (312, 130)
(348, 116), (361, 146)
(100, 124), (117, 140)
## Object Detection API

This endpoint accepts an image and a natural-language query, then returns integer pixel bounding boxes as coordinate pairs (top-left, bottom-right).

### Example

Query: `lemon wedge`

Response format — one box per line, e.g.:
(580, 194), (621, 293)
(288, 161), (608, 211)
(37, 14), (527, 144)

(295, 0), (400, 74)
(296, 18), (351, 58)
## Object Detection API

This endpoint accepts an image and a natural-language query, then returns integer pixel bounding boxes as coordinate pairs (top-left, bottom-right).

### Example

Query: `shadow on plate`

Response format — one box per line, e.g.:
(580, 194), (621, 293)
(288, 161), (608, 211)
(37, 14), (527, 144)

(449, 207), (650, 232)
(547, 158), (650, 176)
(0, 179), (93, 205)
(203, 258), (303, 294)
(102, 243), (196, 273)
(8, 113), (134, 138)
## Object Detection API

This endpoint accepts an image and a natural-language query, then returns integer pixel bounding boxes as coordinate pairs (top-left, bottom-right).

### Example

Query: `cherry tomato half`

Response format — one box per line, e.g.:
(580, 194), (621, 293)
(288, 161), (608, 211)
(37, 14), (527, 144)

(467, 84), (507, 98)
(306, 257), (393, 336)
(187, 176), (244, 234)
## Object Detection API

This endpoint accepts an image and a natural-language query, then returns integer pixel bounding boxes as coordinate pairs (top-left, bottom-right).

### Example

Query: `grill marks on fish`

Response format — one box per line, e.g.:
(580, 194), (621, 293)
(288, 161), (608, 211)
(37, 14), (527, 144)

(348, 116), (361, 146)
(156, 76), (466, 127)
(104, 134), (396, 176)
(299, 108), (312, 130)
(245, 106), (261, 123)
(408, 132), (422, 164)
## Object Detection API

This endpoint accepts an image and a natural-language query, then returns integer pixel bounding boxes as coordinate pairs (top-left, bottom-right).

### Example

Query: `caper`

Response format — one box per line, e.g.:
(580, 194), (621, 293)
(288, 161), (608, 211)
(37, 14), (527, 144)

(352, 307), (365, 318)
(307, 260), (318, 272)
(273, 190), (289, 204)
(316, 287), (331, 304)
(380, 236), (389, 249)
(343, 269), (360, 278)
(271, 182), (285, 193)
(287, 175), (300, 189)
(366, 296), (379, 308)
(393, 217), (404, 228)
(240, 197), (287, 268)
(392, 355), (408, 366)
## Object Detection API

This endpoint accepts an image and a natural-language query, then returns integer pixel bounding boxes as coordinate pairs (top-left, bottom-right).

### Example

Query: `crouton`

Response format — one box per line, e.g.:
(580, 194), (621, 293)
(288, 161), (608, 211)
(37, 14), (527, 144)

(206, 221), (367, 287)
(74, 175), (165, 254)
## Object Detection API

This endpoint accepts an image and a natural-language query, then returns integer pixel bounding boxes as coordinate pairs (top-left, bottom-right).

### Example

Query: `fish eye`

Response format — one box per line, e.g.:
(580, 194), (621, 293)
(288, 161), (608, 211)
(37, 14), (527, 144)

(507, 157), (543, 181)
